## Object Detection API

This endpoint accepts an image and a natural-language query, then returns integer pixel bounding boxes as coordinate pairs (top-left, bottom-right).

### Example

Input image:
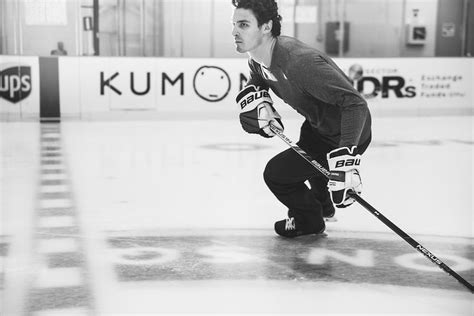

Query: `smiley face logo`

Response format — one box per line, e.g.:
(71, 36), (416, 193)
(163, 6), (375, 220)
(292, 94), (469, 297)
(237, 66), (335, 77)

(193, 66), (231, 102)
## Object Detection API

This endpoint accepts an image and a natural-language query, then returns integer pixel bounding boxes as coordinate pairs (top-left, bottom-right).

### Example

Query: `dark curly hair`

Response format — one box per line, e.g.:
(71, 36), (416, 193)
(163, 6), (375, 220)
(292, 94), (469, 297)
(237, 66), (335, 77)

(232, 0), (282, 37)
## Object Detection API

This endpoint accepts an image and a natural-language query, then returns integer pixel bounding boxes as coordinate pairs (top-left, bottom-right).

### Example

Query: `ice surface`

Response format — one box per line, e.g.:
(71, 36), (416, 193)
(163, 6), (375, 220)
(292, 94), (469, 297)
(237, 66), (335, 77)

(1, 116), (473, 315)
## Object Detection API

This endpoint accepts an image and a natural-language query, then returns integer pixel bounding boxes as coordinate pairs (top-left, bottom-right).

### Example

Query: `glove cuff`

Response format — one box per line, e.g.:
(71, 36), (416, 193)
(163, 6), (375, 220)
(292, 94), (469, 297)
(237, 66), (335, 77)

(327, 146), (361, 171)
(327, 146), (358, 160)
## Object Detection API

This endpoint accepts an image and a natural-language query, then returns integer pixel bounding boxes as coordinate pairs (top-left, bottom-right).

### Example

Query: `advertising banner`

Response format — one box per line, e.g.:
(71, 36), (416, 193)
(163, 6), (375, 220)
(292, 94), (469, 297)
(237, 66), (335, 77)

(2, 56), (470, 120)
(335, 58), (473, 115)
(0, 56), (40, 119)
(59, 57), (473, 118)
(59, 57), (249, 118)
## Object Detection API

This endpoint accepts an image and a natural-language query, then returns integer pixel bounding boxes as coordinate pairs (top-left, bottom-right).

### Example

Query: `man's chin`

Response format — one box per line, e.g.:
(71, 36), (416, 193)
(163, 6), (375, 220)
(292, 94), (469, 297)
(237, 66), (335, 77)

(235, 45), (245, 53)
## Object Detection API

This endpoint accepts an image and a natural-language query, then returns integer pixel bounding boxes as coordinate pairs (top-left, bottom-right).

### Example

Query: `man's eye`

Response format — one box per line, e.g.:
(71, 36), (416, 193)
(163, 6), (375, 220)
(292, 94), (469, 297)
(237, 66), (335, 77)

(240, 23), (248, 28)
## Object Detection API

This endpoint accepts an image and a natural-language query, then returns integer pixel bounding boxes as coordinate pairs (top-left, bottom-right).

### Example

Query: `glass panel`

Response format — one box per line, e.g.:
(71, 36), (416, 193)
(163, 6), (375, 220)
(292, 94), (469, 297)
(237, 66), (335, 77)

(0, 0), (471, 57)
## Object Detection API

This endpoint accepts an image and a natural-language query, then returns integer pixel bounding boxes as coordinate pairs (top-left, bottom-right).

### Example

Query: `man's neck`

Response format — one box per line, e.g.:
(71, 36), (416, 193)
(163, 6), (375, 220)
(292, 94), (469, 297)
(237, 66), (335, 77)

(248, 37), (276, 68)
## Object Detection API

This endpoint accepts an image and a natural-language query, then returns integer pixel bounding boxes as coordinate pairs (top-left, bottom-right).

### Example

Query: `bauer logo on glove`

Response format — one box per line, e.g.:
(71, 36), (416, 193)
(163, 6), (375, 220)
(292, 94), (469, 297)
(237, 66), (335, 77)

(237, 87), (271, 109)
(327, 146), (362, 208)
(236, 85), (284, 138)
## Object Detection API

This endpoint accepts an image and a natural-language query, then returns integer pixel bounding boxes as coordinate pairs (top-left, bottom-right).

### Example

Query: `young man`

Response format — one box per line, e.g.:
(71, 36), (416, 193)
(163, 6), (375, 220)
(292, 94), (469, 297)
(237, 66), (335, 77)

(232, 0), (372, 237)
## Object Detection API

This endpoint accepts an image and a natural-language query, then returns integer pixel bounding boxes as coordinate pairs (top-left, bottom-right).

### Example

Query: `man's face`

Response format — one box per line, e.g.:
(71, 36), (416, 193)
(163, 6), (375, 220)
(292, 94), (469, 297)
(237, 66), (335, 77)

(232, 8), (266, 53)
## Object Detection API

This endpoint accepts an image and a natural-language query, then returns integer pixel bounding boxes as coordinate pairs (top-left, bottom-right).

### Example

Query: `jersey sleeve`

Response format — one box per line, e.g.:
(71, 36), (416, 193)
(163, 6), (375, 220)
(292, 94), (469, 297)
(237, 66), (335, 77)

(292, 55), (369, 147)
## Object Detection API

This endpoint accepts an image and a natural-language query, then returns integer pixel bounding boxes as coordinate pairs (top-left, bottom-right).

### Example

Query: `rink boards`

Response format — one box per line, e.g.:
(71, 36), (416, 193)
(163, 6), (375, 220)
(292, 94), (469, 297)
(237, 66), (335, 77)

(0, 56), (473, 120)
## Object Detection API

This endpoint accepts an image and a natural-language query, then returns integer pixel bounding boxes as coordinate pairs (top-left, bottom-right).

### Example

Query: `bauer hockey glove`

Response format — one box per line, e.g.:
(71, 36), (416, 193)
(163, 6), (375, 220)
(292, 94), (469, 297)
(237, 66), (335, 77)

(236, 85), (284, 138)
(327, 146), (362, 208)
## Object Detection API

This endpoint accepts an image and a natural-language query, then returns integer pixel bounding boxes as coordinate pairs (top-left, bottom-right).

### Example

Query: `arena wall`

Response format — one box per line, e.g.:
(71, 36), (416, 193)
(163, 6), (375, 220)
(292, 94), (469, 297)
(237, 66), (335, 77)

(1, 56), (472, 120)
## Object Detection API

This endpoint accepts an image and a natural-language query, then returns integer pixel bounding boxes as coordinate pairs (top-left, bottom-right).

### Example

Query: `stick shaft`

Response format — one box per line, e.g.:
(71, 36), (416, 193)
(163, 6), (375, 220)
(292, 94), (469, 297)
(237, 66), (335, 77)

(269, 123), (474, 293)
(351, 193), (473, 292)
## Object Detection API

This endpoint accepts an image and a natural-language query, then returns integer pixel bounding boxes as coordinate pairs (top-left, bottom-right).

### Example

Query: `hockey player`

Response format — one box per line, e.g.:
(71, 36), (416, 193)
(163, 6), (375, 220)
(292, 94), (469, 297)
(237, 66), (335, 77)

(232, 0), (372, 237)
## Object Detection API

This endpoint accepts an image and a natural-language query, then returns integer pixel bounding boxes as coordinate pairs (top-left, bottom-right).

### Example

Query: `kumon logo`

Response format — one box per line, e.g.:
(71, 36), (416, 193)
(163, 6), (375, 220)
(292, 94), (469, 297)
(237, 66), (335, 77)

(0, 65), (32, 103)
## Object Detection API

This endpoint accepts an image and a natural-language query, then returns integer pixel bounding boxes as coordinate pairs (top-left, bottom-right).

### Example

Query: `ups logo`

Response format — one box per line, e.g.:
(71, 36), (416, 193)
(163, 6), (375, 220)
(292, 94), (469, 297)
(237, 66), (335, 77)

(0, 65), (32, 103)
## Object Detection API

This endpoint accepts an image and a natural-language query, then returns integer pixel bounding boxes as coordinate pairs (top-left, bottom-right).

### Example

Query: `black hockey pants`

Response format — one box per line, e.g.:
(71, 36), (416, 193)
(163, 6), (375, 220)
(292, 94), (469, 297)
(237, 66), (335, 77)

(263, 120), (371, 231)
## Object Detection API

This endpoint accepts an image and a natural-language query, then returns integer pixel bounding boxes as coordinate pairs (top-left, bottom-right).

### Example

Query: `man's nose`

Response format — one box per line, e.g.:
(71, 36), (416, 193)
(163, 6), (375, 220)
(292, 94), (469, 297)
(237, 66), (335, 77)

(232, 26), (238, 37)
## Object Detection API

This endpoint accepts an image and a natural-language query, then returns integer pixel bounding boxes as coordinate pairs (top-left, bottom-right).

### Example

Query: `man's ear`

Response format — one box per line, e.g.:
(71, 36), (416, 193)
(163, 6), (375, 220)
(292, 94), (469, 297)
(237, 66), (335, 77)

(262, 20), (273, 34)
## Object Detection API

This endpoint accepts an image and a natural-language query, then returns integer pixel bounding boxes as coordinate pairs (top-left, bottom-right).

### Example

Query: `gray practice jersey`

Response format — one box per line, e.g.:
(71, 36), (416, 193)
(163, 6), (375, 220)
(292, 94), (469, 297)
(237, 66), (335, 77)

(246, 36), (371, 148)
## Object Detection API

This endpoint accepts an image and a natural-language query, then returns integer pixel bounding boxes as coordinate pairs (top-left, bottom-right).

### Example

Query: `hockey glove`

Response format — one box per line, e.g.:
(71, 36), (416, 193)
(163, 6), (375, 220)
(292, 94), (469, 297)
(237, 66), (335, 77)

(236, 85), (284, 138)
(327, 146), (362, 208)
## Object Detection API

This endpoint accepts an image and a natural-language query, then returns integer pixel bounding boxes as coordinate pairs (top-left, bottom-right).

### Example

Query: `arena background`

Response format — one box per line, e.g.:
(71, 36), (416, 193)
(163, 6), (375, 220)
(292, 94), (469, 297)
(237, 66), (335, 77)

(1, 1), (473, 315)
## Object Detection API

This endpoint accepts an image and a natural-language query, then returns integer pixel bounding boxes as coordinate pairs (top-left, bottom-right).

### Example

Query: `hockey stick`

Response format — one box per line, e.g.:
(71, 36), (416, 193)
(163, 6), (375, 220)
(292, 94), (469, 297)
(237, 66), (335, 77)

(269, 123), (474, 293)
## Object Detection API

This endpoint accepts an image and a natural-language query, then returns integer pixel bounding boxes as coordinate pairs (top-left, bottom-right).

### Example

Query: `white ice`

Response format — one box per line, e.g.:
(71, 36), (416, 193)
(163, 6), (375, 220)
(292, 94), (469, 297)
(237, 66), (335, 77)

(1, 115), (473, 315)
